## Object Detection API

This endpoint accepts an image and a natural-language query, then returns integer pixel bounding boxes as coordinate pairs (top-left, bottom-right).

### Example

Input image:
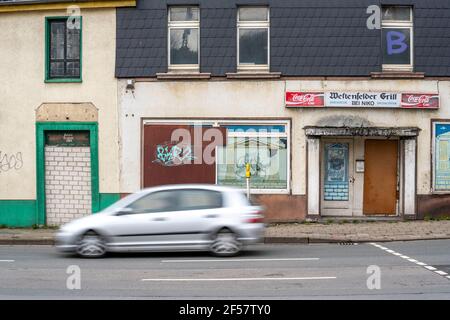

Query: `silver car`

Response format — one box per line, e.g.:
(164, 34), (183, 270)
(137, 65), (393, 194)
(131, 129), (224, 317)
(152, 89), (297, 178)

(55, 185), (265, 258)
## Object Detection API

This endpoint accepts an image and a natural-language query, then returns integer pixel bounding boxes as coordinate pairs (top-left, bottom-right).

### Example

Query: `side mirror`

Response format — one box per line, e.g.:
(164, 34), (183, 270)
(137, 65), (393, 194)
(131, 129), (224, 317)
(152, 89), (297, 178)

(115, 207), (134, 216)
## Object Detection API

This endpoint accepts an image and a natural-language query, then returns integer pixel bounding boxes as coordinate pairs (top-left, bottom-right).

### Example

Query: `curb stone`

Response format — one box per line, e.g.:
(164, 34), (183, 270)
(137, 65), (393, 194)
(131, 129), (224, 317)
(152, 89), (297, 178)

(2, 236), (450, 246)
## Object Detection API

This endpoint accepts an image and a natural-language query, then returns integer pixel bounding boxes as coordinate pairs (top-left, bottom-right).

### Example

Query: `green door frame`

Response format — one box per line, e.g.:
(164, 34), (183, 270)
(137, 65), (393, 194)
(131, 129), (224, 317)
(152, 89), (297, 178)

(36, 122), (99, 225)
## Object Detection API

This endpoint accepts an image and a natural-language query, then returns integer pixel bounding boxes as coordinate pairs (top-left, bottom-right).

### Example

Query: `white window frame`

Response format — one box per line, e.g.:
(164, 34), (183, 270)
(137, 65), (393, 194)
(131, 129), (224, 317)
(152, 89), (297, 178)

(381, 6), (414, 72)
(168, 6), (200, 71)
(142, 119), (290, 194)
(237, 7), (270, 72)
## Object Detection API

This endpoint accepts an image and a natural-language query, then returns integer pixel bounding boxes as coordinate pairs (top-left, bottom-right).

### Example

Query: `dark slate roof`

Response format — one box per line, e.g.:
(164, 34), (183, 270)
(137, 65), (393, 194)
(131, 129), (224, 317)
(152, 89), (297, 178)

(116, 0), (450, 78)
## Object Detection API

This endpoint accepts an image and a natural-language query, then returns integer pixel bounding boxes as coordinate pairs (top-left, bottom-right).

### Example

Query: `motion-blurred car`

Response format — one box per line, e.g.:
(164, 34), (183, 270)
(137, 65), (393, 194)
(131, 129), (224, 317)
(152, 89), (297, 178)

(55, 185), (265, 258)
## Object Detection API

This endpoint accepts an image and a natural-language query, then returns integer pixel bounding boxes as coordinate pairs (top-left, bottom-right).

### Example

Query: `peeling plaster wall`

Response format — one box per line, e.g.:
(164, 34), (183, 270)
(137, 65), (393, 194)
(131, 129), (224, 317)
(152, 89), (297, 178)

(119, 79), (450, 197)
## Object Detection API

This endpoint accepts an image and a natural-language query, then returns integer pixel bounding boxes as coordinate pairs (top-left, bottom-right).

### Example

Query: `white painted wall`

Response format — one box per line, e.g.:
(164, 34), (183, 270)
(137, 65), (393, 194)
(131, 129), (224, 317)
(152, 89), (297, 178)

(118, 79), (450, 198)
(0, 9), (119, 199)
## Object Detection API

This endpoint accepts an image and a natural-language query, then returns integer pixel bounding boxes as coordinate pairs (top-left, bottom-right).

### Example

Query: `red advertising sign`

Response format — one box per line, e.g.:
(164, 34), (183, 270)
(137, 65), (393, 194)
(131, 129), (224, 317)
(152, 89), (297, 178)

(401, 94), (439, 109)
(285, 92), (324, 107)
(286, 91), (439, 109)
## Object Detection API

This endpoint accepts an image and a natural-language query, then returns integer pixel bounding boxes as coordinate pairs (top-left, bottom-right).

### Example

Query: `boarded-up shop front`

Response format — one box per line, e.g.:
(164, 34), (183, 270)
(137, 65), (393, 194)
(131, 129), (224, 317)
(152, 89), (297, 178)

(141, 120), (290, 201)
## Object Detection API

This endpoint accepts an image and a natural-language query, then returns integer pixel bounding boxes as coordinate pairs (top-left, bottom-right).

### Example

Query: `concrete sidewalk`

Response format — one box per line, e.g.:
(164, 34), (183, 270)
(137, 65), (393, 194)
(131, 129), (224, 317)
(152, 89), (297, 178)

(1, 220), (450, 245)
(265, 220), (450, 243)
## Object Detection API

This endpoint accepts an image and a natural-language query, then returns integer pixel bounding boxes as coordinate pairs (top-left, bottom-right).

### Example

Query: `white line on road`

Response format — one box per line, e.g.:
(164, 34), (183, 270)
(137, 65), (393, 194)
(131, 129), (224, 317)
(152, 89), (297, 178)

(369, 243), (449, 281)
(161, 258), (320, 263)
(0, 260), (14, 262)
(142, 276), (336, 282)
(435, 270), (448, 276)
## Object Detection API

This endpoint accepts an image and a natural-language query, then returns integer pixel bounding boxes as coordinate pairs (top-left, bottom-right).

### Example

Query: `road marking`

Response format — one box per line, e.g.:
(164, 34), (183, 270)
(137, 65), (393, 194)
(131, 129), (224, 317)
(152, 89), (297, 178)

(142, 276), (336, 282)
(161, 258), (320, 263)
(435, 270), (448, 276)
(370, 243), (449, 281)
(0, 260), (14, 262)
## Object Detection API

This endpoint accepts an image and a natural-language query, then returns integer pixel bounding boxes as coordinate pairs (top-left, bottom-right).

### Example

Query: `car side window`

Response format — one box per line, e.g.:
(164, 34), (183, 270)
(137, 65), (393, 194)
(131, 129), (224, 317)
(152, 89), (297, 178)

(176, 189), (223, 211)
(127, 190), (178, 213)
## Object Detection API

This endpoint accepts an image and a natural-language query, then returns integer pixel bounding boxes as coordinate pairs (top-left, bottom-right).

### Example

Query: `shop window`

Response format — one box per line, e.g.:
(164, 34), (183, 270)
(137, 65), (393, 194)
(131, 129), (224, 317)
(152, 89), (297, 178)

(237, 7), (270, 71)
(381, 6), (413, 71)
(217, 124), (288, 192)
(433, 122), (450, 192)
(45, 17), (82, 82)
(168, 7), (200, 71)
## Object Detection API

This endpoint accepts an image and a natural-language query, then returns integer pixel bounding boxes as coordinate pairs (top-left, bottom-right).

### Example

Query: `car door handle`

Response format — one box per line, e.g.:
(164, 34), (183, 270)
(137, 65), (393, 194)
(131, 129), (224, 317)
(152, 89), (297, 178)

(152, 217), (168, 222)
(204, 214), (218, 219)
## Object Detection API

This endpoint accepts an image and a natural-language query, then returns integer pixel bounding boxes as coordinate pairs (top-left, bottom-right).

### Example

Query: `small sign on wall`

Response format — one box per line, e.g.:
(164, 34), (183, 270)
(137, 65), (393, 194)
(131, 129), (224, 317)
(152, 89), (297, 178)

(45, 131), (90, 147)
(356, 160), (365, 173)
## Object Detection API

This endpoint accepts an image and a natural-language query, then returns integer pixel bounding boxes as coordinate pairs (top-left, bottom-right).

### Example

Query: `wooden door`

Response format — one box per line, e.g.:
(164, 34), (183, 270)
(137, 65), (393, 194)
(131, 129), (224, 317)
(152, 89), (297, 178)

(363, 140), (398, 215)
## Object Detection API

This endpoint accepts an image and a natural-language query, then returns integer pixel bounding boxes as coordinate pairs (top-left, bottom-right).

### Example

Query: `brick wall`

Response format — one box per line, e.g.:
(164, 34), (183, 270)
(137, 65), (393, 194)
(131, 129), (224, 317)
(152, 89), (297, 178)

(45, 146), (92, 226)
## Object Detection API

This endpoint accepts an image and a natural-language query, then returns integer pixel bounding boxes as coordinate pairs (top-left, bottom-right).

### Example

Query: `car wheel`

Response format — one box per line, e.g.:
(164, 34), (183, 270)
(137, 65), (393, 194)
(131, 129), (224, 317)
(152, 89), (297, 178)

(210, 228), (242, 257)
(76, 231), (106, 258)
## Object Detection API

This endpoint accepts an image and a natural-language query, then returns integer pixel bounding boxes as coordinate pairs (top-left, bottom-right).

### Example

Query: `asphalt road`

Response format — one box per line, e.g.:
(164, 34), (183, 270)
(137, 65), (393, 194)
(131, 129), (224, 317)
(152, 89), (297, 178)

(0, 240), (450, 299)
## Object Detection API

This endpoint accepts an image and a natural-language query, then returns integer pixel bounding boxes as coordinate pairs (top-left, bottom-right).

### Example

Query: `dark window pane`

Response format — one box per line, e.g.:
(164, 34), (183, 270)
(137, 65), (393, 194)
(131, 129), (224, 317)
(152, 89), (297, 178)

(48, 18), (81, 79)
(50, 22), (65, 60)
(382, 6), (411, 21)
(67, 28), (80, 59)
(239, 28), (268, 65)
(170, 7), (199, 22)
(50, 62), (65, 77)
(382, 28), (411, 65)
(170, 28), (199, 65)
(239, 7), (268, 21)
(66, 62), (80, 77)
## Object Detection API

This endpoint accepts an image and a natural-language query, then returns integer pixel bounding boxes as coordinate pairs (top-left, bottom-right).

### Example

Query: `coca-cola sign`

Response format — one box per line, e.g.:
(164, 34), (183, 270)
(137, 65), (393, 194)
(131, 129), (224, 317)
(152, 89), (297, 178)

(286, 91), (439, 109)
(286, 92), (324, 107)
(401, 94), (439, 109)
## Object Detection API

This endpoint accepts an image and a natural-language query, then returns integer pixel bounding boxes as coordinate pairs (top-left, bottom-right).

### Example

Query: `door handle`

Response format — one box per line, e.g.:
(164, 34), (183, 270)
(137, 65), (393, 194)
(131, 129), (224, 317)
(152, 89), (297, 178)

(204, 214), (218, 219)
(152, 217), (167, 222)
(349, 177), (355, 183)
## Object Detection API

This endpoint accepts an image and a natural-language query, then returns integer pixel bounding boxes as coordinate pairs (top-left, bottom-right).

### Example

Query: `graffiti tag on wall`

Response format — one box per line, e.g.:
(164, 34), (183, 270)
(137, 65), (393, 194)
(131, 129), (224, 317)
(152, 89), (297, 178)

(153, 142), (196, 167)
(0, 151), (23, 173)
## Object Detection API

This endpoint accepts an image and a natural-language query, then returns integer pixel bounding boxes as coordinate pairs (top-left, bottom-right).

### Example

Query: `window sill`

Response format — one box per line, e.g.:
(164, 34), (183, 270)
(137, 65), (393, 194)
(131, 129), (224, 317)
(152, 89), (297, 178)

(371, 71), (425, 79)
(226, 72), (281, 79)
(45, 78), (82, 83)
(156, 72), (211, 80)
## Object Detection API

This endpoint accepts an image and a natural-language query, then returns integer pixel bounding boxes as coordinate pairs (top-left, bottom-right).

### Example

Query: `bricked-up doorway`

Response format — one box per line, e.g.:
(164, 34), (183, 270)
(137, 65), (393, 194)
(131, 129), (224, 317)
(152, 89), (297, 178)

(36, 122), (99, 226)
(44, 131), (91, 226)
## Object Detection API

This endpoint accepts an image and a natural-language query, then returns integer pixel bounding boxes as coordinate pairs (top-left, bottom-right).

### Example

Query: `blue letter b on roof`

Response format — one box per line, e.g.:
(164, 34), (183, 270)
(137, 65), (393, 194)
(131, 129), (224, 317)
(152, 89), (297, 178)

(387, 31), (408, 55)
